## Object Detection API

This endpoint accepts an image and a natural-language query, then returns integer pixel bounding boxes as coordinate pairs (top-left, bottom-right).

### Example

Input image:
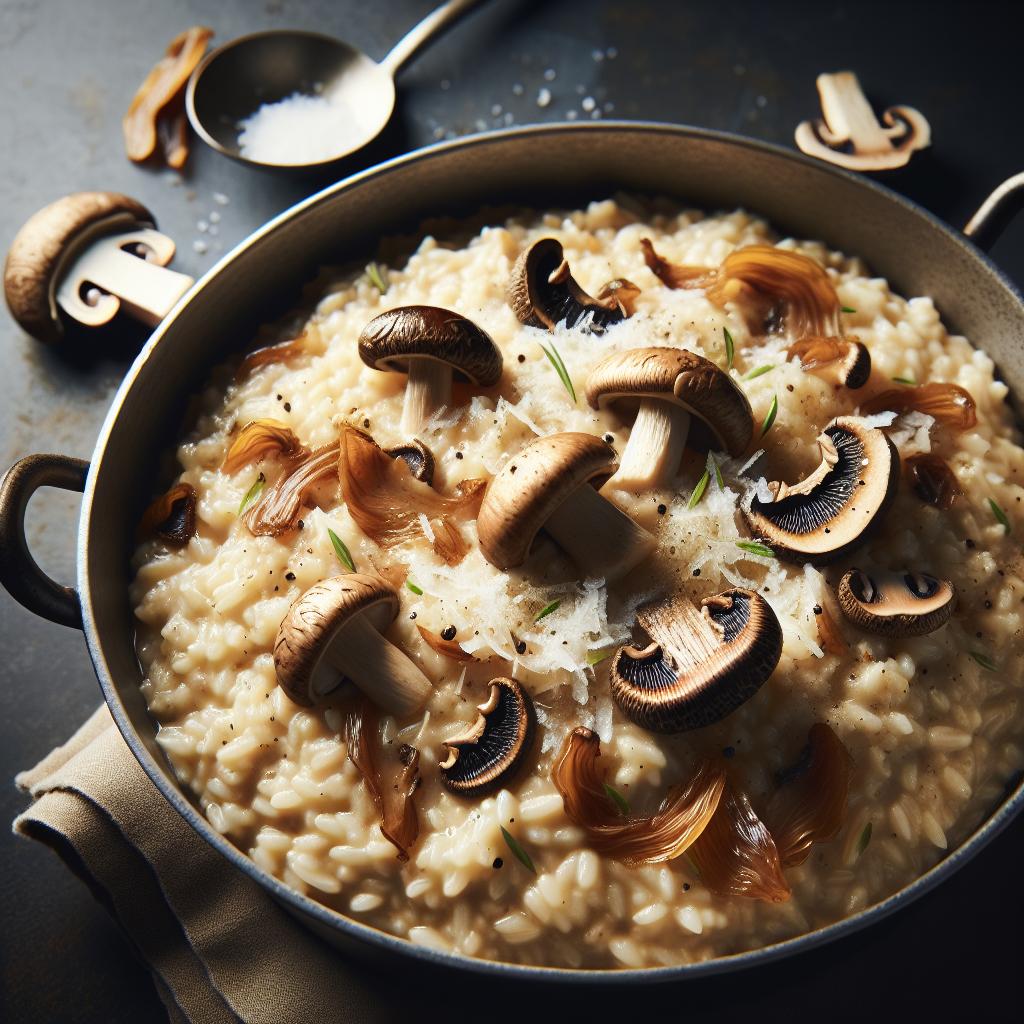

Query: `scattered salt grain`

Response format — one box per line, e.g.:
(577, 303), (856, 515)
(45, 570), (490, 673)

(433, 126), (445, 139)
(536, 87), (552, 108)
(491, 104), (503, 116)
(543, 68), (556, 81)
(566, 109), (578, 120)
(209, 210), (221, 224)
(212, 192), (229, 205)
(606, 46), (618, 59)
(512, 82), (524, 95)
(197, 219), (209, 233)
(756, 94), (768, 108)
(581, 96), (596, 112)
(591, 49), (604, 61)
(192, 239), (208, 254)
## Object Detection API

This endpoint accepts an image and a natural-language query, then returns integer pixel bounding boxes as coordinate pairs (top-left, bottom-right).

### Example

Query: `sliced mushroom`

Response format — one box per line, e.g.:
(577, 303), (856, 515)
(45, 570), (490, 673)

(274, 574), (432, 716)
(384, 438), (435, 485)
(837, 568), (955, 637)
(4, 191), (193, 344)
(787, 337), (871, 390)
(743, 416), (899, 564)
(358, 306), (502, 436)
(611, 589), (783, 733)
(586, 347), (753, 489)
(476, 432), (655, 582)
(508, 238), (634, 332)
(439, 677), (536, 797)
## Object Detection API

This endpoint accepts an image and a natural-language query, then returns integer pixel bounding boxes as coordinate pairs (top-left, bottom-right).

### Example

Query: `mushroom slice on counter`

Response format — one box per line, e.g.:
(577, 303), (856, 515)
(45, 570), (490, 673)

(358, 305), (502, 436)
(611, 589), (783, 733)
(508, 237), (635, 332)
(274, 574), (432, 716)
(743, 416), (899, 564)
(837, 568), (955, 637)
(476, 432), (655, 582)
(586, 347), (753, 489)
(787, 337), (871, 390)
(439, 677), (536, 798)
(384, 438), (435, 485)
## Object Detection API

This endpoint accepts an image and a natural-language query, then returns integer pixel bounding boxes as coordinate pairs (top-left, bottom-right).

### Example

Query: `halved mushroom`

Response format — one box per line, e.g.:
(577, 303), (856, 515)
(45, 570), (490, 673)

(4, 191), (193, 344)
(476, 432), (655, 582)
(586, 347), (753, 489)
(837, 568), (955, 637)
(439, 677), (536, 797)
(508, 238), (635, 332)
(384, 438), (435, 485)
(787, 337), (871, 390)
(743, 416), (900, 564)
(358, 306), (502, 436)
(274, 574), (432, 716)
(611, 589), (783, 733)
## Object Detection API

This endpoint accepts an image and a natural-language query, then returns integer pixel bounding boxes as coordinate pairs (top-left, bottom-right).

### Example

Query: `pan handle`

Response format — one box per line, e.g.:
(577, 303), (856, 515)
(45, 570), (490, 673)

(964, 172), (1024, 251)
(0, 454), (88, 629)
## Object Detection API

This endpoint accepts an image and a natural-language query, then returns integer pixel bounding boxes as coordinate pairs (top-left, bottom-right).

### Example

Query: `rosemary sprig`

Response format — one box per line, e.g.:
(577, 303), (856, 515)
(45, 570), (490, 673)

(723, 325), (735, 369)
(760, 395), (779, 437)
(736, 540), (775, 558)
(970, 650), (997, 672)
(406, 580), (423, 595)
(366, 262), (388, 292)
(856, 821), (873, 857)
(744, 364), (775, 381)
(540, 342), (576, 403)
(840, 305), (857, 314)
(535, 600), (561, 622)
(603, 783), (630, 817)
(892, 376), (916, 385)
(328, 528), (356, 571)
(687, 467), (710, 509)
(988, 498), (1011, 533)
(500, 826), (536, 873)
(708, 452), (724, 490)
(238, 473), (265, 515)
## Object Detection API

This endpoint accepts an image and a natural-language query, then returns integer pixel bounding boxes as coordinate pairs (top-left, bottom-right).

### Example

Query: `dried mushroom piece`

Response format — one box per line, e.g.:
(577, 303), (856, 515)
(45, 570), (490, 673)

(905, 453), (962, 510)
(743, 416), (900, 564)
(439, 678), (536, 798)
(138, 482), (197, 546)
(837, 569), (955, 637)
(611, 589), (783, 733)
(508, 238), (633, 332)
(222, 419), (308, 474)
(384, 438), (435, 485)
(358, 305), (502, 436)
(586, 347), (753, 489)
(274, 574), (432, 716)
(476, 432), (655, 582)
(787, 337), (871, 390)
(860, 382), (977, 431)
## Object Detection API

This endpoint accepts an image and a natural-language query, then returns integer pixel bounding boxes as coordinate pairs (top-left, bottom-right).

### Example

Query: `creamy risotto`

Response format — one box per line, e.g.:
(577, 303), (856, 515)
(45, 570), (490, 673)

(131, 199), (1024, 969)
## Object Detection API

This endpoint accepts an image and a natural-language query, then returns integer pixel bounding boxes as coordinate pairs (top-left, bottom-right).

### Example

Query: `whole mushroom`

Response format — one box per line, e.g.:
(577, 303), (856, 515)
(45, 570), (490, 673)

(476, 432), (655, 582)
(274, 574), (432, 716)
(837, 568), (955, 637)
(358, 305), (502, 436)
(586, 347), (753, 490)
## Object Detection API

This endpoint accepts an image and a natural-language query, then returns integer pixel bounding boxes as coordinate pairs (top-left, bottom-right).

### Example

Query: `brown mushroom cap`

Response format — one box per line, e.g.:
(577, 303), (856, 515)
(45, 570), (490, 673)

(476, 432), (618, 569)
(611, 589), (783, 733)
(438, 677), (536, 798)
(507, 237), (627, 332)
(743, 416), (900, 564)
(585, 347), (754, 456)
(274, 574), (400, 706)
(357, 305), (502, 385)
(4, 191), (155, 344)
(837, 568), (955, 637)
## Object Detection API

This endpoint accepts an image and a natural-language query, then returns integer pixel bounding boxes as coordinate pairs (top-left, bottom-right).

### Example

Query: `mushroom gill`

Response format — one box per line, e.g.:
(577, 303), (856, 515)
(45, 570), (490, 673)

(223, 419), (309, 474)
(551, 727), (725, 865)
(338, 426), (485, 564)
(765, 723), (853, 868)
(138, 482), (197, 546)
(242, 442), (339, 536)
(860, 382), (977, 431)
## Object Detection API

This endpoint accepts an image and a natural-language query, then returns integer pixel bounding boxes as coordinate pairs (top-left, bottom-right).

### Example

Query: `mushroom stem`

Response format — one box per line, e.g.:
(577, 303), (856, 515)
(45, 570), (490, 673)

(610, 399), (691, 489)
(401, 359), (452, 435)
(544, 483), (655, 582)
(326, 614), (432, 717)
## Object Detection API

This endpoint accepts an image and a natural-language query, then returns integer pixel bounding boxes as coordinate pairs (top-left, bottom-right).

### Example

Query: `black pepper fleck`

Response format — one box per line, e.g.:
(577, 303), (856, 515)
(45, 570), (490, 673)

(441, 625), (457, 641)
(657, 504), (667, 515)
(283, 402), (291, 412)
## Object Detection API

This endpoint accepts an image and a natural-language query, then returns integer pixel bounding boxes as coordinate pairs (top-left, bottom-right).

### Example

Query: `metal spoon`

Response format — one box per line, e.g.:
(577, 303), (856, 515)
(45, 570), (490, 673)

(186, 0), (481, 170)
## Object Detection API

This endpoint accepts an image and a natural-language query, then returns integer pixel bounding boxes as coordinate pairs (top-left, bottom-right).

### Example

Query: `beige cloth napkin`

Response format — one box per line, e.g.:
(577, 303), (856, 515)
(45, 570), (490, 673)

(13, 706), (393, 1024)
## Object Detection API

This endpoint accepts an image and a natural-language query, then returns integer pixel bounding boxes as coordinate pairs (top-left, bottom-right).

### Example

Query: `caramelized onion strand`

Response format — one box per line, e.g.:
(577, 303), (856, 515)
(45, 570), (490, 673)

(223, 419), (308, 474)
(242, 443), (339, 536)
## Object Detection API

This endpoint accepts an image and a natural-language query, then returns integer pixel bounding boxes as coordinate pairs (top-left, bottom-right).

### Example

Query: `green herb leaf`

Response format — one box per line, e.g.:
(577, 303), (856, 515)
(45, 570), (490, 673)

(687, 468), (710, 509)
(970, 650), (998, 672)
(406, 580), (423, 595)
(744, 364), (775, 381)
(500, 826), (536, 873)
(708, 452), (724, 490)
(723, 325), (735, 369)
(328, 528), (356, 571)
(892, 376), (916, 385)
(540, 342), (576, 403)
(586, 647), (614, 666)
(366, 262), (387, 292)
(736, 540), (775, 559)
(988, 498), (1011, 533)
(535, 600), (561, 622)
(760, 395), (779, 437)
(603, 783), (630, 816)
(856, 821), (873, 857)
(238, 474), (265, 515)
(840, 305), (857, 314)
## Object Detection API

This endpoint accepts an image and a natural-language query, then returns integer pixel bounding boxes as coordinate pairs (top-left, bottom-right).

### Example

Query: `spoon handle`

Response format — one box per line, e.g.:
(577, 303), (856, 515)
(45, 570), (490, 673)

(380, 0), (483, 78)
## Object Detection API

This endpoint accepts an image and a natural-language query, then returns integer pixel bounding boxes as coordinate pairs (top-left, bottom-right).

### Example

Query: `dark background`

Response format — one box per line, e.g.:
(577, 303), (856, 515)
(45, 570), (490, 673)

(2, 1), (1022, 1020)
